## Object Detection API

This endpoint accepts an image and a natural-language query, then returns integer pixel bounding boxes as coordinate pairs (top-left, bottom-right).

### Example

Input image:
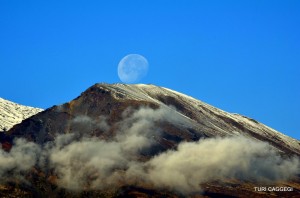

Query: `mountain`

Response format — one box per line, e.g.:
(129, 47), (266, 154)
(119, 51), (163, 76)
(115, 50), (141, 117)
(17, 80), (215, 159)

(1, 83), (300, 197)
(0, 97), (43, 132)
(6, 83), (300, 155)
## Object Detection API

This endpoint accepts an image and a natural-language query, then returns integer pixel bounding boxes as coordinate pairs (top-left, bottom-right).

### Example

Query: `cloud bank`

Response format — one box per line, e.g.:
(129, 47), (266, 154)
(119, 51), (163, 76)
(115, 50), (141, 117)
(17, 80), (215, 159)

(0, 106), (299, 194)
(144, 136), (299, 193)
(0, 138), (41, 183)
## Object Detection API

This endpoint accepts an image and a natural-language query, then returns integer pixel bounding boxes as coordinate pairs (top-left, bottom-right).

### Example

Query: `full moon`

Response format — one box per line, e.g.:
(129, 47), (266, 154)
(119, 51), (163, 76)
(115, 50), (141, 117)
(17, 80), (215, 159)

(118, 54), (149, 83)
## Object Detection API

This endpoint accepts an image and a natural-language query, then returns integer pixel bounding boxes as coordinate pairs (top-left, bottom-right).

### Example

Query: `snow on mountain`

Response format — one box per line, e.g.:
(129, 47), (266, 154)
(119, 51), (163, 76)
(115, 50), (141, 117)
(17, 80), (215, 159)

(95, 83), (300, 155)
(0, 97), (43, 131)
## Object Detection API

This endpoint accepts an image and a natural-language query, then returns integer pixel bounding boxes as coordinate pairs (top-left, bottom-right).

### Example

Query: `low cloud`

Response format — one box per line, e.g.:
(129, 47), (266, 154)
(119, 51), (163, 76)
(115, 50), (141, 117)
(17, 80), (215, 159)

(0, 138), (41, 183)
(143, 136), (300, 193)
(0, 106), (299, 194)
(71, 115), (110, 136)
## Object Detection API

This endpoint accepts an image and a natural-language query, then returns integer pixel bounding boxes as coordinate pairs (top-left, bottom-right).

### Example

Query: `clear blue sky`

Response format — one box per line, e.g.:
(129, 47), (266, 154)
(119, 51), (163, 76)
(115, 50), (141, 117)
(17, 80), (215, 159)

(0, 1), (299, 139)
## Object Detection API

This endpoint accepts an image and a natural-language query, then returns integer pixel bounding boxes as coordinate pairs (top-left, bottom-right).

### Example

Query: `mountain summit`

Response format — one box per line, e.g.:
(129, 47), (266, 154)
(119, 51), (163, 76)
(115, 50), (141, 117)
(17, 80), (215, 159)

(1, 83), (300, 197)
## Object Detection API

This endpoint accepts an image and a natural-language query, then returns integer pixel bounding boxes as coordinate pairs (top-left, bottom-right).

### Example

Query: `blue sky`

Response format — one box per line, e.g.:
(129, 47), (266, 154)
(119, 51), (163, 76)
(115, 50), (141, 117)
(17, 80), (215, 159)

(0, 1), (299, 139)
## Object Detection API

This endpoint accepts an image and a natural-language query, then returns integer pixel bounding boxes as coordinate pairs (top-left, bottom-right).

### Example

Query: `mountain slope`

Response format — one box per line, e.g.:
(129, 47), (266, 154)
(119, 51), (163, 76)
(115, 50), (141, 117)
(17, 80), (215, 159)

(1, 83), (300, 197)
(109, 84), (300, 155)
(0, 97), (43, 132)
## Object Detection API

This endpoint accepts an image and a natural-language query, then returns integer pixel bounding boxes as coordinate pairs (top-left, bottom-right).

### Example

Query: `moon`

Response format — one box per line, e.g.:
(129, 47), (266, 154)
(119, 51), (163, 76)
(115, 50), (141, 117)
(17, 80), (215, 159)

(118, 54), (149, 83)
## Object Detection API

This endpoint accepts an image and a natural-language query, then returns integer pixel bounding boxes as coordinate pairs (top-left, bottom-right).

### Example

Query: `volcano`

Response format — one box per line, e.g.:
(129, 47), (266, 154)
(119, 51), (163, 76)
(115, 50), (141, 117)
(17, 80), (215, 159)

(1, 83), (299, 197)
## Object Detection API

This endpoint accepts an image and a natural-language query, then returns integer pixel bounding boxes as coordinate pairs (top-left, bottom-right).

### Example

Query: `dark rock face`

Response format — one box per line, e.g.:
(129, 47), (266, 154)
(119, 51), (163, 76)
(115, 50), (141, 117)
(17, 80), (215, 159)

(1, 83), (300, 197)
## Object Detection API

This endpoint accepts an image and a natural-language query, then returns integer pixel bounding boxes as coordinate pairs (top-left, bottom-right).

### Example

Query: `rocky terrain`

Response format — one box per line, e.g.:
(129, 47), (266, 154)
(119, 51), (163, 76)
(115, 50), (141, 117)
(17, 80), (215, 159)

(0, 97), (43, 132)
(0, 83), (299, 197)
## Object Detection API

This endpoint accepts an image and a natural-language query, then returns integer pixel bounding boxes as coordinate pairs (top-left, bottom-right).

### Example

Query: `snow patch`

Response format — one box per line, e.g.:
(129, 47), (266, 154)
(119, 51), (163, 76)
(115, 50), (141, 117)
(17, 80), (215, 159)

(0, 98), (43, 131)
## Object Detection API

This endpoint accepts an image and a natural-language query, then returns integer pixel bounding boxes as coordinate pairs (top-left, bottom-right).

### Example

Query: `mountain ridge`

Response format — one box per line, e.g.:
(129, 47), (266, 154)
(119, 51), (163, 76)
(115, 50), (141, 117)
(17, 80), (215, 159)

(0, 97), (43, 132)
(83, 83), (300, 155)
